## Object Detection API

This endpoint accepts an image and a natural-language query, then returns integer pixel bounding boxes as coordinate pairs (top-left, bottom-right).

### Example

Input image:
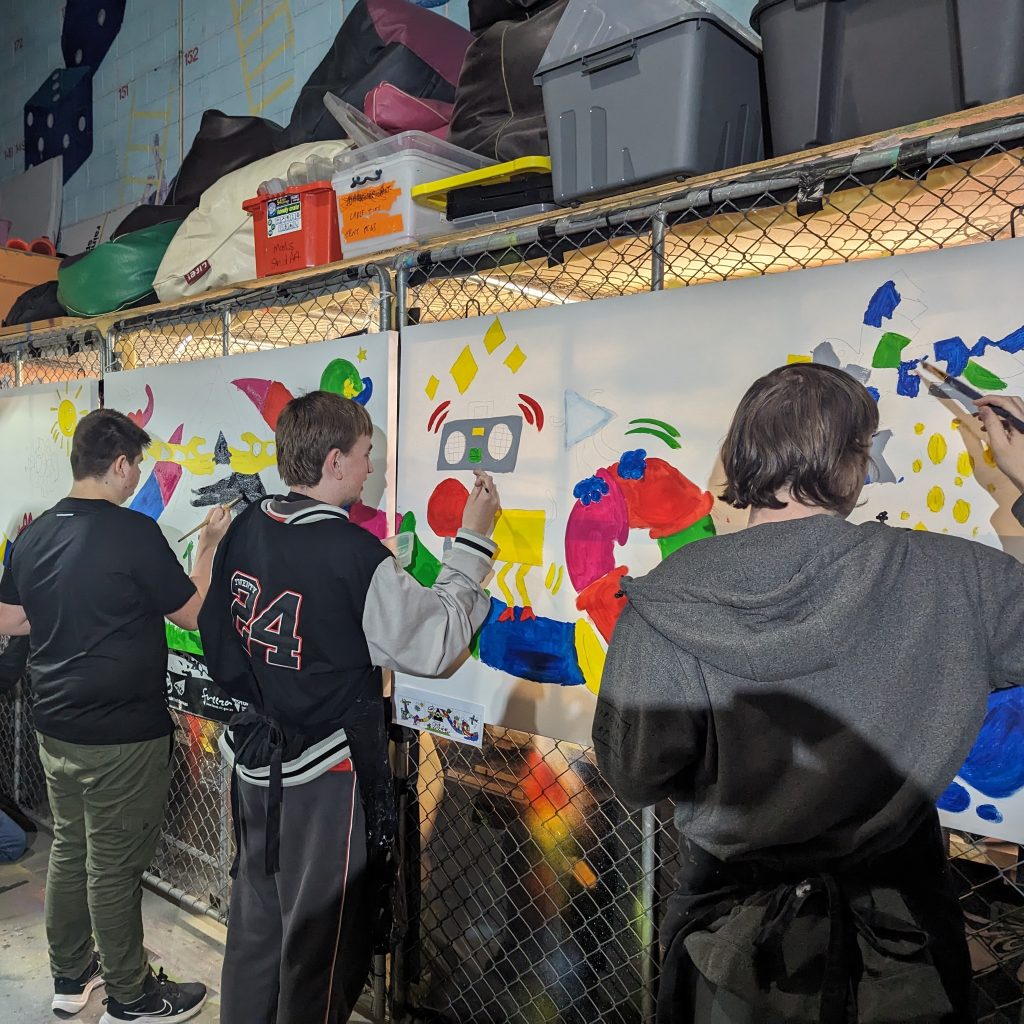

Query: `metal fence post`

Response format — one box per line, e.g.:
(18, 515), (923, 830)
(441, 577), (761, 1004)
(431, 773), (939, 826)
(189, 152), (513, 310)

(222, 309), (232, 357)
(13, 346), (23, 388)
(368, 263), (394, 334)
(102, 326), (116, 374)
(12, 693), (22, 804)
(390, 726), (420, 1022)
(651, 210), (667, 293)
(641, 805), (658, 1022)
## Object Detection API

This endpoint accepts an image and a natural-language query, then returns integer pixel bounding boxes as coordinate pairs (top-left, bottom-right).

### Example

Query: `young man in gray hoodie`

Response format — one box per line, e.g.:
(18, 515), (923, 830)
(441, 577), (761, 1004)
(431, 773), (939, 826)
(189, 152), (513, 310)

(594, 364), (1024, 1024)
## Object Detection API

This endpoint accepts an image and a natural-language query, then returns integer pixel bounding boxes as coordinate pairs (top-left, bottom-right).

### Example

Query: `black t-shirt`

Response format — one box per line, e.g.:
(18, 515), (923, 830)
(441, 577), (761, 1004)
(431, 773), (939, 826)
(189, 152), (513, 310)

(0, 498), (196, 744)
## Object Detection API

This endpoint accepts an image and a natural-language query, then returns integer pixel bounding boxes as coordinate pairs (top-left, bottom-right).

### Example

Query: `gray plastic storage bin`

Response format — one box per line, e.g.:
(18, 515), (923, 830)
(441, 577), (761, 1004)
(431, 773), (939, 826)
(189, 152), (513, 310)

(752, 0), (1024, 156)
(534, 0), (764, 204)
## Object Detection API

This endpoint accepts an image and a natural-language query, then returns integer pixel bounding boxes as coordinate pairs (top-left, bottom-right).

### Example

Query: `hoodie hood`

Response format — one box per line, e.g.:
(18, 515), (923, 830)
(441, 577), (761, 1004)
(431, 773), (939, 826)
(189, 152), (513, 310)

(622, 515), (910, 682)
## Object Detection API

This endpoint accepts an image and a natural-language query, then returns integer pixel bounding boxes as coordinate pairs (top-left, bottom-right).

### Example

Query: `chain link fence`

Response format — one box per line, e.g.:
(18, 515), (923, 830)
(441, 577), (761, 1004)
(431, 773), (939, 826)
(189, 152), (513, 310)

(1, 113), (1023, 1022)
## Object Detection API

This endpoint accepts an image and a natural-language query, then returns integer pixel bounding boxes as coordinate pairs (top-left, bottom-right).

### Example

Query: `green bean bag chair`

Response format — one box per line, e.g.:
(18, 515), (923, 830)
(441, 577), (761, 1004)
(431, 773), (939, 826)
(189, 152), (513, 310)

(57, 218), (183, 317)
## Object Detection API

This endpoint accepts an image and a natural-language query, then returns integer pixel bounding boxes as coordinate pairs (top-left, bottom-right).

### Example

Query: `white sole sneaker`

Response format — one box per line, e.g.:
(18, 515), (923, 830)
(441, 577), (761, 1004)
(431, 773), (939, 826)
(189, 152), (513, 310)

(97, 992), (206, 1024)
(51, 974), (105, 1018)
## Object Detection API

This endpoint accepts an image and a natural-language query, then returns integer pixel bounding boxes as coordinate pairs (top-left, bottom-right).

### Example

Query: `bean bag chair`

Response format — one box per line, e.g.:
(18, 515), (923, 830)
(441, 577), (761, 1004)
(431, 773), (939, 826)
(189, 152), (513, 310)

(468, 0), (566, 32)
(2, 280), (66, 327)
(153, 140), (352, 304)
(365, 83), (454, 138)
(166, 110), (287, 212)
(284, 0), (472, 147)
(57, 219), (182, 316)
(112, 203), (193, 240)
(448, 0), (568, 161)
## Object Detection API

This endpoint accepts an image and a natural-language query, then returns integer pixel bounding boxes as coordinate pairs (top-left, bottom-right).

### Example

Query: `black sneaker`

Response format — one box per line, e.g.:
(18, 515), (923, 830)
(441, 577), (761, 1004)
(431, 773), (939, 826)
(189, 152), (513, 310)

(52, 952), (105, 1018)
(99, 967), (207, 1023)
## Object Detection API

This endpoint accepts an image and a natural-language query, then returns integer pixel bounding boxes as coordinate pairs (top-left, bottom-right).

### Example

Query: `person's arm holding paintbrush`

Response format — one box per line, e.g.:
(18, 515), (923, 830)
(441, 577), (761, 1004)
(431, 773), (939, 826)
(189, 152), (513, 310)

(976, 393), (1024, 497)
(166, 504), (233, 632)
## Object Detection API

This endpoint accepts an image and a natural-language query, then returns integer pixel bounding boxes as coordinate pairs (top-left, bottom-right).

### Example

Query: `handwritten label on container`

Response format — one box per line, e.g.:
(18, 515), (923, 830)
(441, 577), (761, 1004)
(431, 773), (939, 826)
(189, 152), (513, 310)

(338, 179), (403, 244)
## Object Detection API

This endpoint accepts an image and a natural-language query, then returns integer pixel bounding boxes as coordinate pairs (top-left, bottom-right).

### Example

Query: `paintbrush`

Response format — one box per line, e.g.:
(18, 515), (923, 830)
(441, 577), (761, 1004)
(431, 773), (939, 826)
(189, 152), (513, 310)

(919, 361), (1024, 434)
(179, 495), (242, 543)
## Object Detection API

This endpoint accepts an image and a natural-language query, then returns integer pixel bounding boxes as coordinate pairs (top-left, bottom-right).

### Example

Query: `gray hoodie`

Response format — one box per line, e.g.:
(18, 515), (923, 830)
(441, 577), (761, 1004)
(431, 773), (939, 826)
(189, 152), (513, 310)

(593, 510), (1024, 864)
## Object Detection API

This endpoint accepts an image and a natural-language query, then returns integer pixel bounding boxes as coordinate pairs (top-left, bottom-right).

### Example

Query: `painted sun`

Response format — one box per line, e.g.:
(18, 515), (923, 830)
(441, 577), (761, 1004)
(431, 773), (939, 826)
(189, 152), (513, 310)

(50, 382), (89, 453)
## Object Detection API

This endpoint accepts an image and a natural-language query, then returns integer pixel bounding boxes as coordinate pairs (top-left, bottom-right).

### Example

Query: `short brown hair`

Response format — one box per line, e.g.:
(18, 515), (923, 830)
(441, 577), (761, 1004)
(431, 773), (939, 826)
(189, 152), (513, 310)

(71, 409), (151, 480)
(275, 390), (372, 487)
(720, 363), (879, 516)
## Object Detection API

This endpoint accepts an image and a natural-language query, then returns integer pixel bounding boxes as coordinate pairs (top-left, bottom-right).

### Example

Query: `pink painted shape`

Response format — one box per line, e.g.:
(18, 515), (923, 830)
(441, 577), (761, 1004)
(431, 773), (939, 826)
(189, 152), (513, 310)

(564, 468), (629, 592)
(349, 501), (398, 541)
(154, 424), (184, 507)
(129, 385), (155, 429)
(232, 377), (271, 409)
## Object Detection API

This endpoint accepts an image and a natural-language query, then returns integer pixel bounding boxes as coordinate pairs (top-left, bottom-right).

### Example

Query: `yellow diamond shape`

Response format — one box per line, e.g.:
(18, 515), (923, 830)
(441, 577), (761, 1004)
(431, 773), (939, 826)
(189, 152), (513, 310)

(484, 319), (507, 354)
(425, 375), (440, 400)
(504, 344), (526, 374)
(451, 346), (479, 394)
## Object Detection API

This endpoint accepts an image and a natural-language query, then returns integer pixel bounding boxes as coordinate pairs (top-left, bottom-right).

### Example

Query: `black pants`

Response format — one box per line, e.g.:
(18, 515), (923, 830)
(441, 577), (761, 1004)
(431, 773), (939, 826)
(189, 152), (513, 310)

(221, 769), (371, 1024)
(657, 810), (975, 1024)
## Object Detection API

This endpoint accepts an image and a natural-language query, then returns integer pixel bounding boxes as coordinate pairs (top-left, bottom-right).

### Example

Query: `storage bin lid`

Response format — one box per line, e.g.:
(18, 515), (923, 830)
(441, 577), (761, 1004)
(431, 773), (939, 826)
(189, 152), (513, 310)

(535, 0), (760, 80)
(750, 0), (833, 33)
(330, 130), (494, 174)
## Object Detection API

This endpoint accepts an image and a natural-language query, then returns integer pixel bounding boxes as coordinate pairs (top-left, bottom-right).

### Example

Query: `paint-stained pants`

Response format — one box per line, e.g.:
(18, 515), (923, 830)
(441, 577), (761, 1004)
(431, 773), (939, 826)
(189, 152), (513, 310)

(220, 768), (371, 1024)
(37, 732), (172, 1002)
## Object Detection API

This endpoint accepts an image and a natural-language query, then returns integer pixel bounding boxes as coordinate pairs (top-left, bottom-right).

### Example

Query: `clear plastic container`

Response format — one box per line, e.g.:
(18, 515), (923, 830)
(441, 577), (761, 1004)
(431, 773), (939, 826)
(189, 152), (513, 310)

(331, 131), (495, 258)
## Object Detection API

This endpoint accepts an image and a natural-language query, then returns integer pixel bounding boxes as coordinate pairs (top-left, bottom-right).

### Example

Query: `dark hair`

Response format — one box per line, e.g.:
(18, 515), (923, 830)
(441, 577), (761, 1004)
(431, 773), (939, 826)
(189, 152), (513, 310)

(720, 363), (879, 516)
(71, 409), (151, 481)
(275, 390), (372, 487)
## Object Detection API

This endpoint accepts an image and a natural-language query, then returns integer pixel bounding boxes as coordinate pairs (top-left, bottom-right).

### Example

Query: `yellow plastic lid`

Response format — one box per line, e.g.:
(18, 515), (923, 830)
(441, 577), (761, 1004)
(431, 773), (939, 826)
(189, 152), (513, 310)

(411, 156), (553, 210)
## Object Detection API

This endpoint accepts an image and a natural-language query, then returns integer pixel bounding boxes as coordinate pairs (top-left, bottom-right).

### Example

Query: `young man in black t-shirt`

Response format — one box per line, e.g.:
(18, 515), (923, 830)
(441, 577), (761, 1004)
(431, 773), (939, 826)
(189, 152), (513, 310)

(199, 391), (501, 1024)
(0, 409), (230, 1023)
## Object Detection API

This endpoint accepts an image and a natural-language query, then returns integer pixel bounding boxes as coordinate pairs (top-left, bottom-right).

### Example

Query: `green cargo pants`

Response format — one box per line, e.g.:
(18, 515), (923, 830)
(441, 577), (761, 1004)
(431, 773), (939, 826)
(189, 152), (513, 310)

(37, 732), (173, 1003)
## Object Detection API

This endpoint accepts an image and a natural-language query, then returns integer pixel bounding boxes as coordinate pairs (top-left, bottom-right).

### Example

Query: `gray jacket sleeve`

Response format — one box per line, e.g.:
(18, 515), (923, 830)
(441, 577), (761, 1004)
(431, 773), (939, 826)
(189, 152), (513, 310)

(592, 602), (708, 809)
(362, 529), (496, 676)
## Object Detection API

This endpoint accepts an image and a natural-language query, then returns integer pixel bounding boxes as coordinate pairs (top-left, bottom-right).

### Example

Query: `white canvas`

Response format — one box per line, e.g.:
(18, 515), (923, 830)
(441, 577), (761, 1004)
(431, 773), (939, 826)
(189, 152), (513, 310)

(397, 236), (1024, 842)
(0, 378), (99, 558)
(103, 335), (396, 719)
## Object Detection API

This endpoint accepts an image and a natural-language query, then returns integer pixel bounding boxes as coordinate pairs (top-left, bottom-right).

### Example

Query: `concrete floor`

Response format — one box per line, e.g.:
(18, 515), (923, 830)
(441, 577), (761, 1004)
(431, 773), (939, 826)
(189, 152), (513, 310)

(0, 831), (373, 1023)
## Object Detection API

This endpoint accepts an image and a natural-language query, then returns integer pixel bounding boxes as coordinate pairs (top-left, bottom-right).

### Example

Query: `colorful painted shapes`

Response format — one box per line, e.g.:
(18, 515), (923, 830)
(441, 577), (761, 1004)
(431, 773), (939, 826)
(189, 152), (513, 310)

(477, 599), (585, 687)
(615, 457), (713, 539)
(863, 280), (901, 328)
(872, 332), (912, 369)
(958, 688), (1024, 800)
(426, 478), (469, 539)
(128, 384), (155, 428)
(398, 511), (442, 588)
(493, 509), (546, 567)
(131, 423), (184, 521)
(625, 417), (681, 451)
(564, 389), (615, 449)
(565, 469), (628, 592)
(232, 377), (294, 430)
(347, 501), (395, 541)
(575, 567), (628, 644)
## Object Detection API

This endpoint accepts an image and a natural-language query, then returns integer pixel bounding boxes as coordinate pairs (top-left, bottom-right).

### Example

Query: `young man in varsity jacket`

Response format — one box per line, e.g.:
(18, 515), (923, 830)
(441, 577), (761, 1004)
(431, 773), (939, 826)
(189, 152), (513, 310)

(198, 390), (501, 1024)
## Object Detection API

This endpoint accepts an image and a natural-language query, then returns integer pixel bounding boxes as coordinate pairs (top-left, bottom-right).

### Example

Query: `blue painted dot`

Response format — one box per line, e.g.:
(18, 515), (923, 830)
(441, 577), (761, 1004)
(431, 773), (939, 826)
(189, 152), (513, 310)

(937, 781), (971, 813)
(977, 804), (1004, 824)
(867, 386), (880, 401)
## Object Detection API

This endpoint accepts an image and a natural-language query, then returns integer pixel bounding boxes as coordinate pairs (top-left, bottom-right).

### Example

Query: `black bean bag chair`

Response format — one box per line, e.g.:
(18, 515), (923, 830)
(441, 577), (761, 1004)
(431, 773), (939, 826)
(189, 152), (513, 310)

(469, 0), (565, 33)
(112, 203), (193, 240)
(284, 0), (472, 148)
(2, 280), (66, 327)
(449, 0), (568, 161)
(165, 110), (287, 212)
